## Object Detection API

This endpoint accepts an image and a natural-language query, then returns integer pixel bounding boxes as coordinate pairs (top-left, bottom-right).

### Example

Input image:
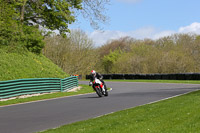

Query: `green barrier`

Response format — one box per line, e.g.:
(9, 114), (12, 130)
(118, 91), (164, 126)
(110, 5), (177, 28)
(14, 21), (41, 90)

(0, 76), (78, 99)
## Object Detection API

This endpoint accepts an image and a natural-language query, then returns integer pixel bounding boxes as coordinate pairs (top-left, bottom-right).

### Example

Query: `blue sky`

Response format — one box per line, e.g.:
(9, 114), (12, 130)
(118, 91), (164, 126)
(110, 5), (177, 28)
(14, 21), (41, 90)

(70, 0), (200, 46)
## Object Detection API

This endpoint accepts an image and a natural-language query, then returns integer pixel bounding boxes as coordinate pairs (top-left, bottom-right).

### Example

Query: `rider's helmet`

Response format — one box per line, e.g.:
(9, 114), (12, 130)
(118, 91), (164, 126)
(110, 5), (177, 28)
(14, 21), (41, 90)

(91, 70), (96, 75)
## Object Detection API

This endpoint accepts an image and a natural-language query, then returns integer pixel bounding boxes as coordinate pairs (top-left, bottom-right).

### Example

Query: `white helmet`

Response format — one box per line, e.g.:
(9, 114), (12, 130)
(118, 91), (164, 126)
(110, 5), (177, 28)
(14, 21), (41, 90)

(91, 70), (96, 75)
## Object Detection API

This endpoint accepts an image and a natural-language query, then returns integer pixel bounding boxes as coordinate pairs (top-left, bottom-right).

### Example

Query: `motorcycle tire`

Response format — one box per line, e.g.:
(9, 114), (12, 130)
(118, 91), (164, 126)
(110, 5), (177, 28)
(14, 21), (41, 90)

(95, 86), (103, 97)
(104, 85), (108, 96)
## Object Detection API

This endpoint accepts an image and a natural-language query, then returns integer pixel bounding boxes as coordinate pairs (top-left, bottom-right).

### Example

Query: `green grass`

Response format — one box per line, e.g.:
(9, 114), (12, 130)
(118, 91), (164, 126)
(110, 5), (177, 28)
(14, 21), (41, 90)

(40, 90), (200, 133)
(0, 48), (69, 81)
(0, 85), (94, 106)
(104, 79), (200, 84)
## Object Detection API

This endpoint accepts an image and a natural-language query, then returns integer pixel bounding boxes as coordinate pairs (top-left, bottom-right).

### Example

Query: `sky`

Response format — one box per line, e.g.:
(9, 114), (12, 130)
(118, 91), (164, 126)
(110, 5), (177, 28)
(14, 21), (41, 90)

(70, 0), (200, 47)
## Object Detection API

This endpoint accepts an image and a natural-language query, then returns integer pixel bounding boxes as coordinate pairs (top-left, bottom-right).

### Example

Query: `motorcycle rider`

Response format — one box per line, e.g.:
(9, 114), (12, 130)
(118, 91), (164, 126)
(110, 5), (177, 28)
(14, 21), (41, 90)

(89, 70), (105, 88)
(89, 70), (108, 96)
(89, 70), (105, 84)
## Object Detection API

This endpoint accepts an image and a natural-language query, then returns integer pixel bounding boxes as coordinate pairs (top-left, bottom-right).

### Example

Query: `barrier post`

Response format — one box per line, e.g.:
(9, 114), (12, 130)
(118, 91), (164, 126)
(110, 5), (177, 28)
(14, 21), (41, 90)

(60, 79), (63, 92)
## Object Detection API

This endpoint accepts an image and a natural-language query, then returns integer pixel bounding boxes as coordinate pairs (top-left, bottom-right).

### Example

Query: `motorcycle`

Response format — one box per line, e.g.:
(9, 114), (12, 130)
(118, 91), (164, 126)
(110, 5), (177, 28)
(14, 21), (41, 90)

(89, 77), (108, 97)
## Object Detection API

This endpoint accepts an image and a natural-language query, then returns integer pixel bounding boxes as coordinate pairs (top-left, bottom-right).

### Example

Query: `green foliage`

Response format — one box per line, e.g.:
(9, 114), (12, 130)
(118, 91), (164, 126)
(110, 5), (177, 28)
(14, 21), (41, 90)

(13, 0), (82, 34)
(0, 48), (69, 81)
(22, 25), (45, 53)
(102, 49), (123, 73)
(0, 0), (45, 54)
(0, 0), (84, 54)
(97, 34), (200, 74)
(0, 0), (110, 54)
(43, 30), (97, 77)
(0, 22), (45, 54)
(42, 33), (199, 75)
(0, 0), (19, 45)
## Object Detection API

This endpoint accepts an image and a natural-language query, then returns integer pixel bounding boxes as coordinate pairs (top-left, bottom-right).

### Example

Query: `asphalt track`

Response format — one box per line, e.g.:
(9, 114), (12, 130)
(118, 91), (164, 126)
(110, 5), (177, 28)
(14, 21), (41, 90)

(0, 81), (200, 133)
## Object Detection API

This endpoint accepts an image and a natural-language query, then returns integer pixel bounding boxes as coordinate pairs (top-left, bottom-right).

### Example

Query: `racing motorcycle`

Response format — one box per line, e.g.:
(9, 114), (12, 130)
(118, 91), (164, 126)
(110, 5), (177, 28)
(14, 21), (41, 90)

(89, 77), (108, 97)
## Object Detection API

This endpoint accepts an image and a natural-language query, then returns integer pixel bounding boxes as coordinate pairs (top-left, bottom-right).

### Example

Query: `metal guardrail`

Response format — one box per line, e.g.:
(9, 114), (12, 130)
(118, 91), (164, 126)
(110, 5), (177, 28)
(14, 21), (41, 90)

(0, 76), (78, 99)
(61, 76), (79, 92)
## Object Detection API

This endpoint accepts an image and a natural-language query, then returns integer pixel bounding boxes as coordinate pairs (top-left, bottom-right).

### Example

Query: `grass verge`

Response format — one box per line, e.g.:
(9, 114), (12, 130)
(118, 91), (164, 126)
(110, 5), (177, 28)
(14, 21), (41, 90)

(0, 48), (69, 81)
(40, 90), (200, 133)
(0, 85), (94, 107)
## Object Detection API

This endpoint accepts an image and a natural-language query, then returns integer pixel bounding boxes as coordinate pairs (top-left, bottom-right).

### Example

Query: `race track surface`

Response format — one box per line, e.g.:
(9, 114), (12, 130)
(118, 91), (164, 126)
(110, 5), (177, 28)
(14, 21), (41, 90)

(0, 81), (199, 133)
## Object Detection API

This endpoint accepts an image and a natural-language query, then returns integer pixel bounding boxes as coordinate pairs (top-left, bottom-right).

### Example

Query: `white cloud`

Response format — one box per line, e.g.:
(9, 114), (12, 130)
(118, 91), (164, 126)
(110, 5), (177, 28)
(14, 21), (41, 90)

(116, 0), (142, 4)
(89, 30), (128, 46)
(152, 30), (175, 40)
(88, 27), (174, 46)
(178, 22), (200, 34)
(89, 27), (155, 46)
(128, 27), (157, 39)
(88, 22), (200, 47)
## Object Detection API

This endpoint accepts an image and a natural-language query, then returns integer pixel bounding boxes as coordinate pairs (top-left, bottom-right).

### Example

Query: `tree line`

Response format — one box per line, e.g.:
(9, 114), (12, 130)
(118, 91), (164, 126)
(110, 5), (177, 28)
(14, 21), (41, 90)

(99, 34), (200, 74)
(43, 30), (200, 77)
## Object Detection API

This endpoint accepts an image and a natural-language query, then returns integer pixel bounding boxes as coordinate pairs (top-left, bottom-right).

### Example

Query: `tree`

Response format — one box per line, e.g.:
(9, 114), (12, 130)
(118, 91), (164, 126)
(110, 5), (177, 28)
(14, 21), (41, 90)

(0, 0), (19, 46)
(5, 0), (110, 34)
(1, 0), (110, 53)
(43, 29), (98, 76)
(80, 0), (110, 29)
(99, 37), (133, 58)
(98, 34), (198, 74)
(102, 49), (122, 73)
(0, 0), (46, 53)
(8, 0), (82, 35)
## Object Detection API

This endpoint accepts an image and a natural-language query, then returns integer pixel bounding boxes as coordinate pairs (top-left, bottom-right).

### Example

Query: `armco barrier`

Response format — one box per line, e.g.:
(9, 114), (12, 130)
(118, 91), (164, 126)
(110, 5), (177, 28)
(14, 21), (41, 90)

(86, 73), (200, 80)
(0, 76), (78, 99)
(61, 76), (78, 92)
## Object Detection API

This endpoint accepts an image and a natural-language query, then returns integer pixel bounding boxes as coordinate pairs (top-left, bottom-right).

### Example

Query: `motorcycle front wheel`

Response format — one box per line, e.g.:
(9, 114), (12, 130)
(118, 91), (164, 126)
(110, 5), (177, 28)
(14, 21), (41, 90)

(95, 86), (103, 97)
(104, 85), (108, 96)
